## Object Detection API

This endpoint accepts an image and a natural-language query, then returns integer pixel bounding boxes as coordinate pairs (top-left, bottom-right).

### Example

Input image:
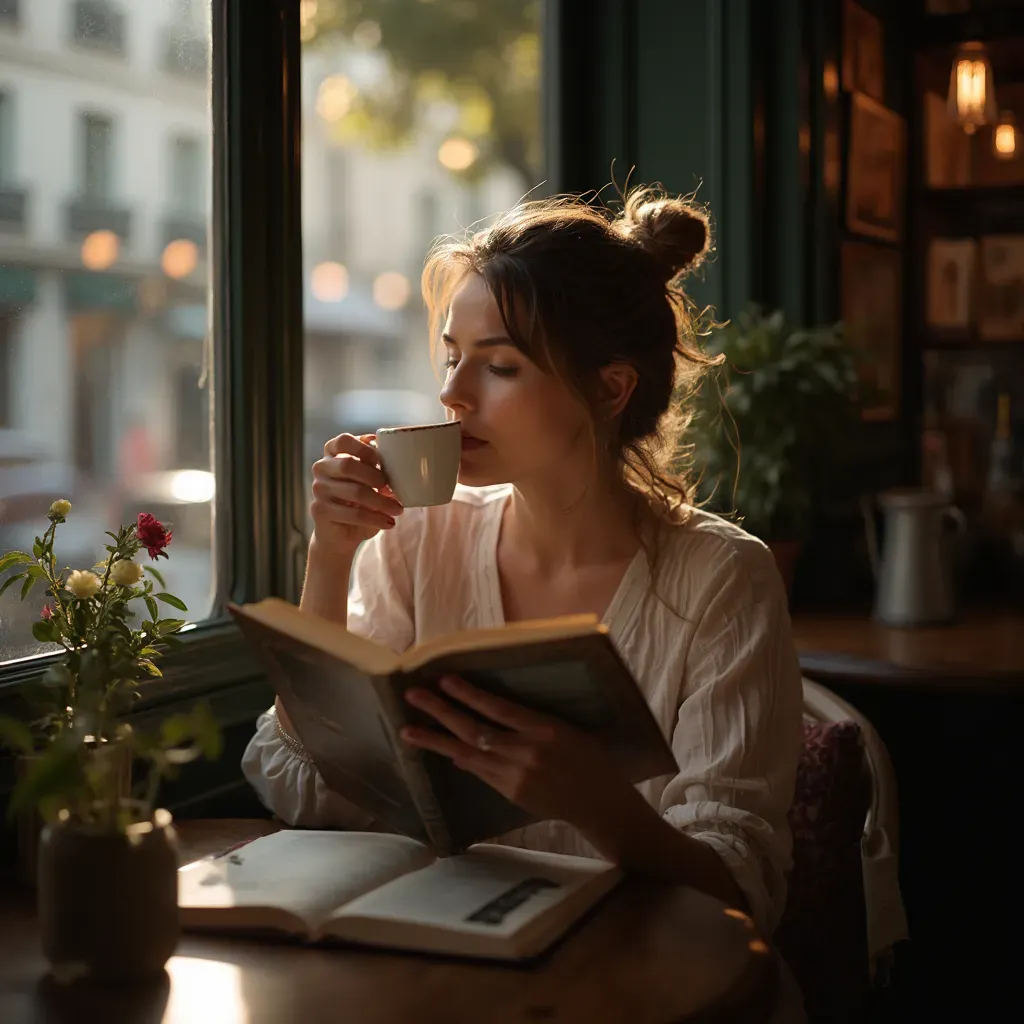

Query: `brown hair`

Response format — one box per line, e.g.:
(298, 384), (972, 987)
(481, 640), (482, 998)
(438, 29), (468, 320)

(422, 186), (719, 540)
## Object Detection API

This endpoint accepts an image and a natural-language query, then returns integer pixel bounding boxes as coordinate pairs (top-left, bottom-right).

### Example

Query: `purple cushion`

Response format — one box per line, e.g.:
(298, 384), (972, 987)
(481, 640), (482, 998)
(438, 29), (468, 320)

(775, 720), (872, 1022)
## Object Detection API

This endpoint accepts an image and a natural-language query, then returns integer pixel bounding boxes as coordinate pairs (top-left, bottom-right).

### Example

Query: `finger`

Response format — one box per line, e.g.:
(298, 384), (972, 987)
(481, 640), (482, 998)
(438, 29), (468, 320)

(310, 497), (395, 532)
(438, 676), (557, 736)
(324, 432), (379, 463)
(316, 453), (390, 492)
(404, 688), (514, 752)
(400, 726), (499, 766)
(313, 478), (403, 518)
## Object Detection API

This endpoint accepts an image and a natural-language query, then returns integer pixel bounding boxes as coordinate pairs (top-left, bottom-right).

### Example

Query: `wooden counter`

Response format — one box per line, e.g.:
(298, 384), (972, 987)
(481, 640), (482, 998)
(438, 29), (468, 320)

(792, 608), (1024, 690)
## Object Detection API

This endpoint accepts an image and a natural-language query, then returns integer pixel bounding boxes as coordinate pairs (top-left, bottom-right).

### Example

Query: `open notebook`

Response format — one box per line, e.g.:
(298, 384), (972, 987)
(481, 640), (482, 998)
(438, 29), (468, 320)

(178, 830), (622, 961)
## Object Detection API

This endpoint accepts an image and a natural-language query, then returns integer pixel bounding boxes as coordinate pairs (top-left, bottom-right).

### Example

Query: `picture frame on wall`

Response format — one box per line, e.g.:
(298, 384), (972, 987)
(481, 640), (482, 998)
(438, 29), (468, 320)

(842, 0), (885, 101)
(841, 242), (902, 421)
(927, 239), (976, 329)
(846, 93), (906, 243)
(923, 91), (971, 188)
(978, 236), (1024, 340)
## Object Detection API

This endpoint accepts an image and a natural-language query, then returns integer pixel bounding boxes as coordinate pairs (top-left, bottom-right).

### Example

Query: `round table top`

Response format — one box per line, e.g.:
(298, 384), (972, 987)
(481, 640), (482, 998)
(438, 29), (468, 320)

(792, 608), (1024, 691)
(0, 819), (778, 1024)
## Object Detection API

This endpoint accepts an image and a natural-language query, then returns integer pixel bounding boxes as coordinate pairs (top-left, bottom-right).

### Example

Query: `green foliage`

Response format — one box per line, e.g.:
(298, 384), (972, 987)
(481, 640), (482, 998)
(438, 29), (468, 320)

(687, 306), (864, 541)
(0, 503), (221, 831)
(307, 0), (541, 187)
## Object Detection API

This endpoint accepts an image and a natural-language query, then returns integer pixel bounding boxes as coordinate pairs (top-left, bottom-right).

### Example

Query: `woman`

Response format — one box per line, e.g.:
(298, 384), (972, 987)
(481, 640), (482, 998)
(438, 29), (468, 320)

(243, 188), (805, 1016)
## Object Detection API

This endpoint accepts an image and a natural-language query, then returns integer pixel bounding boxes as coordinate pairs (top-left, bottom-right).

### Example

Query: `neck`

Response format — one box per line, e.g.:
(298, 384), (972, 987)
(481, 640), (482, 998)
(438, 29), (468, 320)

(503, 471), (647, 571)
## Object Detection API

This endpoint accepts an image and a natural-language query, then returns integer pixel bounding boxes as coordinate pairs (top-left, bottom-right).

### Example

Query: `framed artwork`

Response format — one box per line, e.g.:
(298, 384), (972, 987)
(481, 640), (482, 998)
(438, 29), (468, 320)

(842, 1), (884, 101)
(978, 236), (1024, 340)
(926, 239), (976, 329)
(846, 93), (906, 243)
(841, 242), (902, 421)
(924, 91), (971, 188)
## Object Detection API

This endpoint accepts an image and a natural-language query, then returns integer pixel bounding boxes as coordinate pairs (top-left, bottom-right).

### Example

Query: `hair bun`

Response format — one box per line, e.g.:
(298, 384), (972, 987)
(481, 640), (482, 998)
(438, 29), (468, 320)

(614, 190), (710, 283)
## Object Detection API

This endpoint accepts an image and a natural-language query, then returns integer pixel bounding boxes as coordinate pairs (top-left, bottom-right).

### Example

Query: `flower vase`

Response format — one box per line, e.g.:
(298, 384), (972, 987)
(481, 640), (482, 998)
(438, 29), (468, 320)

(38, 805), (179, 984)
(17, 742), (133, 888)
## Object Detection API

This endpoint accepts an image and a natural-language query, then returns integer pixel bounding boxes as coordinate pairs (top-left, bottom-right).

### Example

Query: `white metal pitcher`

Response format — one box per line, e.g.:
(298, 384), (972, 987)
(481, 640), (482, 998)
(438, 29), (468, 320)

(861, 488), (966, 627)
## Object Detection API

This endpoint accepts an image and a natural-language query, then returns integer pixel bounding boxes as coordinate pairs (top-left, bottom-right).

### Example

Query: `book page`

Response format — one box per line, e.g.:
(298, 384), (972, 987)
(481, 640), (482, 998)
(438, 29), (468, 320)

(178, 831), (434, 930)
(328, 844), (618, 942)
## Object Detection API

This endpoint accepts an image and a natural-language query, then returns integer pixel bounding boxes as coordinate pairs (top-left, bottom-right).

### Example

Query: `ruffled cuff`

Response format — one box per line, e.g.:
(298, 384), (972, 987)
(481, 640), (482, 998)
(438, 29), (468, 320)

(662, 800), (792, 937)
(240, 707), (374, 830)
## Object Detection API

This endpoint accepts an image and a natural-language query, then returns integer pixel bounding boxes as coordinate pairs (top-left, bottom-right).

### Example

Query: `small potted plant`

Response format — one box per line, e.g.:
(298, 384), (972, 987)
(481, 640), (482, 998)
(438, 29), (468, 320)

(687, 306), (863, 594)
(0, 501), (221, 984)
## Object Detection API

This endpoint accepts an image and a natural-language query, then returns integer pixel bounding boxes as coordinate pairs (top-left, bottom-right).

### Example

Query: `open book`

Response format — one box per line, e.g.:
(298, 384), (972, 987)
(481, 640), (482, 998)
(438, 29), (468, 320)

(178, 830), (622, 961)
(230, 598), (677, 855)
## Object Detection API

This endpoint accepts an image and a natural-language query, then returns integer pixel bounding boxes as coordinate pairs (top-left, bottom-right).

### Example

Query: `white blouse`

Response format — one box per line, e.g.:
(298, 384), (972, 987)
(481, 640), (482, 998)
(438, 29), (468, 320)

(241, 483), (805, 940)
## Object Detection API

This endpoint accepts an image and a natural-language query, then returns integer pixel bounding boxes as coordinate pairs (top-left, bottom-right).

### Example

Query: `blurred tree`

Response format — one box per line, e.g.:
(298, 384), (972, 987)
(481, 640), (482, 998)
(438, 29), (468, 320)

(304, 0), (542, 190)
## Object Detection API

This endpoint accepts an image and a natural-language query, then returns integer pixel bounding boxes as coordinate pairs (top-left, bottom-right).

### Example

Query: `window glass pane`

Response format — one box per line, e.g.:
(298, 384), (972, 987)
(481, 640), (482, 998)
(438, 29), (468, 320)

(0, 1), (214, 664)
(300, 1), (543, 512)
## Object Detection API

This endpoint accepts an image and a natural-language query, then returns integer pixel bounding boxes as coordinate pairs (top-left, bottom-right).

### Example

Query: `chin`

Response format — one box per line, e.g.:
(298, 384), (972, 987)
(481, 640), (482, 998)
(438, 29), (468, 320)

(457, 463), (510, 488)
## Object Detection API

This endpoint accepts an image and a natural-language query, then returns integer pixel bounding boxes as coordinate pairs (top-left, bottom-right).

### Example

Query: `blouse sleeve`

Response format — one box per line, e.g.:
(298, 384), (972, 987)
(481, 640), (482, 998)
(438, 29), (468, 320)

(658, 542), (804, 936)
(240, 523), (419, 827)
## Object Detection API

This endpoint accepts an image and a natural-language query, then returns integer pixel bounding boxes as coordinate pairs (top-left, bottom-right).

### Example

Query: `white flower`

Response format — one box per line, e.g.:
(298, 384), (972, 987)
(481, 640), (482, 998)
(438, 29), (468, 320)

(110, 559), (144, 587)
(65, 570), (101, 599)
(49, 499), (72, 518)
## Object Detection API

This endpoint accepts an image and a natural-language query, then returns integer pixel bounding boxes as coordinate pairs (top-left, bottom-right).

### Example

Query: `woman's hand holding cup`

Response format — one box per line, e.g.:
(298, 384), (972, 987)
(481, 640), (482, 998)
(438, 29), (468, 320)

(310, 433), (404, 556)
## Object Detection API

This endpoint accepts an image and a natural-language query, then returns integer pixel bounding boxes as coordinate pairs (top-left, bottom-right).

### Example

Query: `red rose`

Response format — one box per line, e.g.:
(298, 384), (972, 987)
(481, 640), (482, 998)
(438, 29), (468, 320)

(136, 513), (173, 560)
(41, 604), (53, 621)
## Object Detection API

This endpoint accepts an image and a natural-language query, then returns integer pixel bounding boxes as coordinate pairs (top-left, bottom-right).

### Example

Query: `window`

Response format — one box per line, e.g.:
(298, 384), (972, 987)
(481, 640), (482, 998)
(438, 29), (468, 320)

(0, 88), (11, 186)
(300, 1), (543, 487)
(80, 113), (114, 202)
(170, 134), (204, 216)
(0, 0), (214, 664)
(72, 0), (126, 55)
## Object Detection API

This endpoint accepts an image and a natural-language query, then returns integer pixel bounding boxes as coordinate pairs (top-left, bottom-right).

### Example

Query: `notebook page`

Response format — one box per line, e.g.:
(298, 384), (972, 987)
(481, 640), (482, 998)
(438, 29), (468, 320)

(178, 830), (433, 927)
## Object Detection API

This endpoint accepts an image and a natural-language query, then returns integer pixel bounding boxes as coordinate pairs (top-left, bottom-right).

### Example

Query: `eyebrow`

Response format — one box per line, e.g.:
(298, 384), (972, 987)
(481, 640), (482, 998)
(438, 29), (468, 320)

(441, 332), (514, 350)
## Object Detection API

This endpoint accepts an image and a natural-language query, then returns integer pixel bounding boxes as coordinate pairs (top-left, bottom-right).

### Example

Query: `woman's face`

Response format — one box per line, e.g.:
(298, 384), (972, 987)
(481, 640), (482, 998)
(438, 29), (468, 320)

(439, 273), (592, 489)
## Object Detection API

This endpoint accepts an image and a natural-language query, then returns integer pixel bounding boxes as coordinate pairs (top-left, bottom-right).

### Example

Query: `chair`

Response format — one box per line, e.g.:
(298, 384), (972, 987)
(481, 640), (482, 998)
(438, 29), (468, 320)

(774, 678), (909, 1022)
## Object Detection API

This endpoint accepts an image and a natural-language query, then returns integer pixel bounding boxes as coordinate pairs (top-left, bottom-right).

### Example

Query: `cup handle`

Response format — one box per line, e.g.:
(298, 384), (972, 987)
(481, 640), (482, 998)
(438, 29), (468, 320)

(943, 506), (967, 533)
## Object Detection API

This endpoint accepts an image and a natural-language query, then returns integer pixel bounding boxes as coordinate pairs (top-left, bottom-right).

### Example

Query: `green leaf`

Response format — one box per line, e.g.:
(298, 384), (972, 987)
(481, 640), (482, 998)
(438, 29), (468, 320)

(0, 716), (35, 754)
(32, 538), (44, 559)
(8, 742), (83, 820)
(0, 572), (26, 599)
(0, 551), (34, 573)
(31, 620), (60, 645)
(25, 564), (49, 582)
(41, 662), (74, 689)
(137, 660), (163, 678)
(20, 574), (37, 601)
(156, 618), (187, 633)
(154, 592), (188, 612)
(160, 633), (184, 650)
(144, 565), (167, 589)
(145, 596), (159, 623)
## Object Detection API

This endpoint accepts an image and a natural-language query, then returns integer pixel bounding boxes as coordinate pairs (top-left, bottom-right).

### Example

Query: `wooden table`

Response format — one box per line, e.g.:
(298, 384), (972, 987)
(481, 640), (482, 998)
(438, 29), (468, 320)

(792, 608), (1024, 690)
(0, 819), (778, 1024)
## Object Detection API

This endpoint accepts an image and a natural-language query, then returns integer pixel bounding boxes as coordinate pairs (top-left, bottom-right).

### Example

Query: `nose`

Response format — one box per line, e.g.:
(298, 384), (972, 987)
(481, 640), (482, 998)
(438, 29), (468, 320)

(440, 364), (475, 417)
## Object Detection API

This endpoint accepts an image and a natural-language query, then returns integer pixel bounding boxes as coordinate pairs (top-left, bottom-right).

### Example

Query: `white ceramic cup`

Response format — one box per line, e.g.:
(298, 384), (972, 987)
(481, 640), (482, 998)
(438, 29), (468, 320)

(374, 421), (461, 508)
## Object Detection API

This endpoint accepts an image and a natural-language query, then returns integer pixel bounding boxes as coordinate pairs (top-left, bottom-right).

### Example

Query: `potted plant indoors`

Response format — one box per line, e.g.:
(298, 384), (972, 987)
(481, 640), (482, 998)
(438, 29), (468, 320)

(0, 500), (221, 984)
(687, 306), (863, 594)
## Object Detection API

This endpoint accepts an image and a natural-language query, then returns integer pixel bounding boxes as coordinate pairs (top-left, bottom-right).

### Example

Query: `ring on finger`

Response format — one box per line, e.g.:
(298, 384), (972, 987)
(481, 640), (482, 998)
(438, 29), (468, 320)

(477, 729), (496, 752)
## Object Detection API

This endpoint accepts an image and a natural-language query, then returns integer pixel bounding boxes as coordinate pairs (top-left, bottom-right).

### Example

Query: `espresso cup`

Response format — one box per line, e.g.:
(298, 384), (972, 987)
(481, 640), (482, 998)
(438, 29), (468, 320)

(374, 421), (461, 508)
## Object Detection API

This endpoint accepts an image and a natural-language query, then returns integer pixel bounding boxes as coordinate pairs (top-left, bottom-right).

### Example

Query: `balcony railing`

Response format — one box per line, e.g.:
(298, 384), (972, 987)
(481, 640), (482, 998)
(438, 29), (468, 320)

(72, 0), (125, 55)
(0, 187), (26, 231)
(163, 32), (208, 79)
(162, 214), (207, 251)
(64, 197), (132, 241)
(0, 0), (20, 26)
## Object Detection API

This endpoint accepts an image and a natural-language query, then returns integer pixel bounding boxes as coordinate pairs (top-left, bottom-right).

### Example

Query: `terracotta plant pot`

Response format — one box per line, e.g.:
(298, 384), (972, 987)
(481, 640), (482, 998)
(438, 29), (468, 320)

(38, 805), (179, 984)
(767, 540), (802, 600)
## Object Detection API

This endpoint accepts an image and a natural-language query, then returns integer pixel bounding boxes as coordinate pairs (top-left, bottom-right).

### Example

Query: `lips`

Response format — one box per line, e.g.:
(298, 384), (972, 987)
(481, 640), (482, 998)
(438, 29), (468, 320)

(457, 425), (488, 450)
